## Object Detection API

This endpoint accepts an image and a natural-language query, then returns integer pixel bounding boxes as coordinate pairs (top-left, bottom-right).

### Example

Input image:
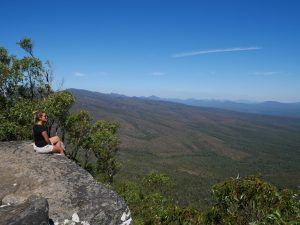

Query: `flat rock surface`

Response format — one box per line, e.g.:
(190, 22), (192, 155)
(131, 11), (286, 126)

(0, 141), (131, 225)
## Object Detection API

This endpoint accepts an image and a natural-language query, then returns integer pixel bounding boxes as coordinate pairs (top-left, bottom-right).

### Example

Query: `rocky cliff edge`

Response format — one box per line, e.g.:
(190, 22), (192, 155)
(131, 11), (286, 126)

(0, 141), (131, 225)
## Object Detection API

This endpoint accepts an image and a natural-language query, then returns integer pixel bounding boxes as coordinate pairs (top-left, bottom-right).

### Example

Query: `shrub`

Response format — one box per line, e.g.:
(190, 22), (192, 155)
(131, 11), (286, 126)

(205, 176), (300, 225)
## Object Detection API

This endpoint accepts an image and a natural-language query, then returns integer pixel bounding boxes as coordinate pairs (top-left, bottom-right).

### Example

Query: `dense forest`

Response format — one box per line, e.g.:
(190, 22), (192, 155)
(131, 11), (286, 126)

(1, 39), (299, 224)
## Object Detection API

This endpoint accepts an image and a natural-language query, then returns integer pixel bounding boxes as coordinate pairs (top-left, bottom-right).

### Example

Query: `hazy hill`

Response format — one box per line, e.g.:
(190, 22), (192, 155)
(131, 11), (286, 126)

(69, 88), (300, 208)
(142, 96), (300, 118)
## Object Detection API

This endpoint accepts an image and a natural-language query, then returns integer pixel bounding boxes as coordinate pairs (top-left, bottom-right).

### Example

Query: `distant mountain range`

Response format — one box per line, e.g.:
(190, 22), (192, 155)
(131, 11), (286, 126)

(140, 96), (300, 118)
(68, 88), (300, 208)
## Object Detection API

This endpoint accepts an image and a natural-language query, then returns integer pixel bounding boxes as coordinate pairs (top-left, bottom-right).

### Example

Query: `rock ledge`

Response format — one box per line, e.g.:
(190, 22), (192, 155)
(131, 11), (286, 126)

(0, 141), (131, 225)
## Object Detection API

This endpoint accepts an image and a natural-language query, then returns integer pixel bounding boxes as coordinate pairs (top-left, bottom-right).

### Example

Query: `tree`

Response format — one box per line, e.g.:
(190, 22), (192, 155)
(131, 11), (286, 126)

(87, 120), (121, 184)
(65, 113), (122, 182)
(65, 110), (91, 161)
(0, 47), (21, 108)
(205, 176), (300, 225)
(17, 37), (34, 57)
(16, 38), (47, 100)
(0, 38), (73, 141)
(0, 42), (43, 140)
(142, 171), (173, 195)
(114, 172), (204, 225)
(2, 99), (37, 140)
(43, 91), (75, 138)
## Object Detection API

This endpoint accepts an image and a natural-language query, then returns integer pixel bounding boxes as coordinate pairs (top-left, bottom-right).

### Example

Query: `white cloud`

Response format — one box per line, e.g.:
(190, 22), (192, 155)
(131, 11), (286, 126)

(173, 47), (261, 57)
(96, 71), (108, 76)
(151, 72), (166, 76)
(250, 71), (281, 76)
(74, 72), (87, 77)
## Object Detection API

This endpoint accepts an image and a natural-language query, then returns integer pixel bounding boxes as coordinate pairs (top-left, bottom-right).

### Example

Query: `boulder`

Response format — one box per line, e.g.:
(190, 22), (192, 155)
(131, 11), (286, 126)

(0, 141), (132, 225)
(0, 195), (49, 225)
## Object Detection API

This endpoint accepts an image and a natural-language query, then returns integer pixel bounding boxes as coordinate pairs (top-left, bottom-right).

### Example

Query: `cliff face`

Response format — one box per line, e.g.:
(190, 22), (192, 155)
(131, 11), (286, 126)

(0, 141), (131, 225)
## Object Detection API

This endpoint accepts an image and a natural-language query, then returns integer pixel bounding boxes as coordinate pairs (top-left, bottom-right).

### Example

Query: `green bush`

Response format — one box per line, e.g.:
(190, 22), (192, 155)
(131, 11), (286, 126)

(142, 171), (173, 195)
(205, 176), (300, 225)
(0, 99), (37, 140)
(114, 172), (204, 225)
(0, 120), (28, 141)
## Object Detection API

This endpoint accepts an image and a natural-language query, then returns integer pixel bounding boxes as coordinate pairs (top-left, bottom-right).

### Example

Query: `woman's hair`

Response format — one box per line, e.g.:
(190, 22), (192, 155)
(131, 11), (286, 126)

(33, 111), (46, 122)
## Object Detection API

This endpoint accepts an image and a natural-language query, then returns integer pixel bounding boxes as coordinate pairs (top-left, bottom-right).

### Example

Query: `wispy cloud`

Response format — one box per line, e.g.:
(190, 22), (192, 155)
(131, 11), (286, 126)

(96, 71), (108, 76)
(173, 47), (261, 58)
(151, 72), (166, 76)
(74, 72), (87, 77)
(250, 71), (281, 76)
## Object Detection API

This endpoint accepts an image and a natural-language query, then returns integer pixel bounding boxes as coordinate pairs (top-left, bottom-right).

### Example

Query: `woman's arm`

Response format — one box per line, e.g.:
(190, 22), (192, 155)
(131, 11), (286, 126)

(41, 131), (52, 145)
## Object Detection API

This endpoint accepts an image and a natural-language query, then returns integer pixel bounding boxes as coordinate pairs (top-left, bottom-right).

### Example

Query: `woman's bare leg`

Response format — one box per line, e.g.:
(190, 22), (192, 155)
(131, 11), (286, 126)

(52, 145), (65, 155)
(50, 136), (60, 145)
(50, 136), (65, 154)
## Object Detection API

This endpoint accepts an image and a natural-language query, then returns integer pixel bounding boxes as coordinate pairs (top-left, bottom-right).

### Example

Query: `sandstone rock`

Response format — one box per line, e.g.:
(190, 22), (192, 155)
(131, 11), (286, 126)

(0, 195), (49, 225)
(0, 141), (131, 225)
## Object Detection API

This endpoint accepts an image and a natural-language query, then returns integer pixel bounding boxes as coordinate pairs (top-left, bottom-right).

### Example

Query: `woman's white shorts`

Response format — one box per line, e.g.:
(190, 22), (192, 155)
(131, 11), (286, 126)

(33, 144), (53, 153)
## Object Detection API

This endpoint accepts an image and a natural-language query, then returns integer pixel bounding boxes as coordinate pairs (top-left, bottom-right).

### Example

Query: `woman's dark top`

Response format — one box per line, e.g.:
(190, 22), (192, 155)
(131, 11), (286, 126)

(33, 124), (49, 147)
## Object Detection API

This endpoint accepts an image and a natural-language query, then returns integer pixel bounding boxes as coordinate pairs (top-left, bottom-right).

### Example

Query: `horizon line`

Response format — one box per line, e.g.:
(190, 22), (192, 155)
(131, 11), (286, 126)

(66, 88), (300, 103)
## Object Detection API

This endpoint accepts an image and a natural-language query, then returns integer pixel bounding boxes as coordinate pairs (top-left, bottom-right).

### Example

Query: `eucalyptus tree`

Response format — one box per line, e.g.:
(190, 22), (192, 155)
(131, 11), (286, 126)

(0, 38), (73, 140)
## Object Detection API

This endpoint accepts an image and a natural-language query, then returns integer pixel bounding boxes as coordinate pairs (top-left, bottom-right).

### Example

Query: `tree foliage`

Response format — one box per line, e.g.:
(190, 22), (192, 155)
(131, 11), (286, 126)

(142, 171), (173, 195)
(65, 111), (121, 183)
(114, 174), (299, 225)
(1, 38), (121, 184)
(43, 91), (75, 137)
(0, 38), (73, 141)
(1, 99), (37, 140)
(0, 38), (50, 103)
(205, 176), (300, 225)
(87, 120), (121, 183)
(17, 37), (34, 56)
(114, 171), (204, 225)
(65, 110), (91, 160)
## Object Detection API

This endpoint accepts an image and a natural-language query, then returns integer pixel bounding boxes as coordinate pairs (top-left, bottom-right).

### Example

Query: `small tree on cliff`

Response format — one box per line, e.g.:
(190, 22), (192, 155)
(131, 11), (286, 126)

(43, 91), (75, 138)
(87, 120), (121, 184)
(65, 111), (122, 183)
(65, 110), (91, 161)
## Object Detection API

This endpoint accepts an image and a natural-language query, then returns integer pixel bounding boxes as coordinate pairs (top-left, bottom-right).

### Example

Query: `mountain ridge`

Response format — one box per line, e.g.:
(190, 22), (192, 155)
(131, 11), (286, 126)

(69, 88), (300, 118)
(140, 95), (300, 118)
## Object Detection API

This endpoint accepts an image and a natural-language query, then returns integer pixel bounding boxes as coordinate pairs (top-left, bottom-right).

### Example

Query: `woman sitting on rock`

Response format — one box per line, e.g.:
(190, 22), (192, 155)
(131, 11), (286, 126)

(32, 111), (65, 155)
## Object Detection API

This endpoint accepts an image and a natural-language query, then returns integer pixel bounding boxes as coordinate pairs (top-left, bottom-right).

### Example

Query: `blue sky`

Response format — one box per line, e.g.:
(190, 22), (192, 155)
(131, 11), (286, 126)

(1, 0), (300, 102)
